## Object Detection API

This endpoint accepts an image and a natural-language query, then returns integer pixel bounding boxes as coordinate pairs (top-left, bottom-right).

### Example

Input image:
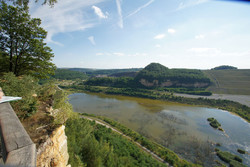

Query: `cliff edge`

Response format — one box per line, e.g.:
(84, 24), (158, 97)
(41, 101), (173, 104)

(36, 125), (69, 167)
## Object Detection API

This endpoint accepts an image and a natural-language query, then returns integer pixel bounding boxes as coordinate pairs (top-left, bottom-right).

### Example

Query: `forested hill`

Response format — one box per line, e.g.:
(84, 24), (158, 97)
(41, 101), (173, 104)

(68, 68), (142, 76)
(83, 63), (211, 89)
(135, 63), (211, 88)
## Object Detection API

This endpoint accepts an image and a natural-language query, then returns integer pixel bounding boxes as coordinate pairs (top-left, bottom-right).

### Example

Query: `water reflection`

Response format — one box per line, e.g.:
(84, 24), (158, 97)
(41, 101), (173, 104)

(69, 93), (250, 166)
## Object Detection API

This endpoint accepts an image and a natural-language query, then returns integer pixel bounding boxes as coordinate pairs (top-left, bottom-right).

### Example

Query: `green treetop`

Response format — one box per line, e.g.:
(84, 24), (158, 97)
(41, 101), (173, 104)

(3, 0), (57, 7)
(0, 2), (55, 79)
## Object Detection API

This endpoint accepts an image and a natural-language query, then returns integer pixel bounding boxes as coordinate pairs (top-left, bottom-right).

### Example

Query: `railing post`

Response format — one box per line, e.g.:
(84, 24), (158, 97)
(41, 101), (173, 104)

(0, 102), (36, 167)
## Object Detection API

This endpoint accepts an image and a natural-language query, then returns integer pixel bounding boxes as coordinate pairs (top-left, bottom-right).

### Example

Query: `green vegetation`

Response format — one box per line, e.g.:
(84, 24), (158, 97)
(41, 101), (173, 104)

(80, 113), (198, 167)
(0, 73), (39, 118)
(215, 149), (246, 167)
(207, 118), (223, 130)
(66, 117), (168, 167)
(72, 63), (211, 89)
(0, 2), (55, 79)
(237, 149), (246, 154)
(52, 69), (88, 80)
(2, 0), (57, 7)
(0, 72), (75, 122)
(82, 63), (212, 96)
(84, 77), (136, 88)
(212, 65), (237, 70)
(84, 77), (212, 96)
(159, 87), (212, 96)
(41, 81), (76, 124)
(135, 63), (211, 87)
(70, 68), (142, 76)
(204, 69), (250, 95)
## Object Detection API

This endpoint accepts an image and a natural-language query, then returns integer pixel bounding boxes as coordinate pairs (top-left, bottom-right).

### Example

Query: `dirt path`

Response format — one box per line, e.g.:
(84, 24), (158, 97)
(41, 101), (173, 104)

(174, 93), (250, 107)
(81, 116), (169, 166)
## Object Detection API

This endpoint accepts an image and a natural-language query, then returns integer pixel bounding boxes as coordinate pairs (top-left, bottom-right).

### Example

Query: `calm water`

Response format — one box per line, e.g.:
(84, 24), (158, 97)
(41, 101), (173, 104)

(69, 93), (250, 166)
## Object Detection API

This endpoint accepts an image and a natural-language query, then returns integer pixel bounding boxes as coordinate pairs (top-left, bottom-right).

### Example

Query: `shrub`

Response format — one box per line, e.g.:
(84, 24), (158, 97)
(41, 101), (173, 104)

(237, 149), (246, 154)
(0, 72), (39, 118)
(216, 149), (246, 167)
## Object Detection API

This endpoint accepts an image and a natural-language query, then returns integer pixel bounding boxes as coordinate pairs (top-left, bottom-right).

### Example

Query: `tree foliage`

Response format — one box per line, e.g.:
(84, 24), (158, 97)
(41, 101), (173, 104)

(0, 2), (55, 79)
(84, 77), (136, 88)
(66, 118), (167, 167)
(53, 69), (88, 80)
(3, 0), (57, 7)
(211, 65), (238, 70)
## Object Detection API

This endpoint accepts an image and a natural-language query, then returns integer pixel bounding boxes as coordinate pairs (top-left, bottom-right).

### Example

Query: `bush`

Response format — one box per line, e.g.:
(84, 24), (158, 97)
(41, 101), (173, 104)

(0, 72), (39, 118)
(215, 149), (246, 167)
(237, 149), (246, 154)
(207, 117), (221, 129)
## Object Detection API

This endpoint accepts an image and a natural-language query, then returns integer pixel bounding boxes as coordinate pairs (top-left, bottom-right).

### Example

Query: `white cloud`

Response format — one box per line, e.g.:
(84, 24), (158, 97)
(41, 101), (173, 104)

(155, 44), (161, 48)
(92, 5), (108, 19)
(96, 53), (104, 56)
(113, 52), (125, 56)
(115, 0), (123, 28)
(29, 0), (106, 44)
(177, 0), (209, 11)
(195, 34), (205, 39)
(187, 48), (221, 56)
(168, 28), (176, 34)
(127, 0), (155, 18)
(97, 52), (148, 57)
(154, 34), (165, 39)
(88, 36), (96, 45)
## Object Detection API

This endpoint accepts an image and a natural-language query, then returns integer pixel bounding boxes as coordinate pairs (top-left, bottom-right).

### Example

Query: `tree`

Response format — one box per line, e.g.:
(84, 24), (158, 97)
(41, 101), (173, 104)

(3, 0), (57, 7)
(0, 2), (55, 79)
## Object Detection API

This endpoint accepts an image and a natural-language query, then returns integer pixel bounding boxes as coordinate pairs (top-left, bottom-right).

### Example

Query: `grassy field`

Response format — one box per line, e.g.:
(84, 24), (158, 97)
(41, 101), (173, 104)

(203, 69), (250, 95)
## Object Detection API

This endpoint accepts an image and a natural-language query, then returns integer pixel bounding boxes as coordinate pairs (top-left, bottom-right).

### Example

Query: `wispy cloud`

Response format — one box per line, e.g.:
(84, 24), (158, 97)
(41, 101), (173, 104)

(155, 44), (161, 48)
(92, 5), (108, 19)
(29, 0), (105, 45)
(177, 0), (209, 11)
(195, 34), (205, 39)
(188, 47), (221, 56)
(154, 34), (165, 39)
(113, 52), (125, 56)
(168, 28), (176, 34)
(88, 36), (96, 45)
(115, 0), (123, 28)
(126, 0), (155, 18)
(96, 52), (148, 57)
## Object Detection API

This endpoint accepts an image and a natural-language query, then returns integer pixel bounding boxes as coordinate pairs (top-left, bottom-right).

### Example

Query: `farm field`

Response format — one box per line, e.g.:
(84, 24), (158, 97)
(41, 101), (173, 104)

(204, 69), (250, 95)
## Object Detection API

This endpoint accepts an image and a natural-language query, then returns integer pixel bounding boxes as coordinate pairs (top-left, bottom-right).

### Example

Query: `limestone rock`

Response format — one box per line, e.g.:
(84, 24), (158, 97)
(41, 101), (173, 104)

(36, 125), (69, 167)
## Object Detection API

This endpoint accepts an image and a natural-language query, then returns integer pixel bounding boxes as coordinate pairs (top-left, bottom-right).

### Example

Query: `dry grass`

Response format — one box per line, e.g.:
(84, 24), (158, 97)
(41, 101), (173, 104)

(203, 69), (250, 95)
(21, 101), (57, 148)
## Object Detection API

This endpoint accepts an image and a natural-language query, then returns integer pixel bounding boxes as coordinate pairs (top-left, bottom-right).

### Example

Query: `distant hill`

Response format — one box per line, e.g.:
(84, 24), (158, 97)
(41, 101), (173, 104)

(109, 71), (138, 78)
(204, 69), (250, 95)
(135, 63), (211, 88)
(211, 65), (237, 70)
(68, 68), (142, 76)
(53, 69), (88, 80)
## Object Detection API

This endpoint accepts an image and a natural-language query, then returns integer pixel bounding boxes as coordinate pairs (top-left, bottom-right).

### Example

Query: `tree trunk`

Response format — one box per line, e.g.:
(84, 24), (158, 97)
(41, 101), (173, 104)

(9, 43), (13, 72)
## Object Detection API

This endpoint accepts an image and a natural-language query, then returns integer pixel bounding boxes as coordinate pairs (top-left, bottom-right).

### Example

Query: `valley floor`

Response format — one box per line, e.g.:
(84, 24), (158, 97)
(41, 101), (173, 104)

(174, 93), (250, 107)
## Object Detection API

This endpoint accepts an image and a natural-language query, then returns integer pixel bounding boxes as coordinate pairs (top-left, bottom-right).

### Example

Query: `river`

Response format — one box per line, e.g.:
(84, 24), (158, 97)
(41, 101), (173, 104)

(68, 92), (250, 166)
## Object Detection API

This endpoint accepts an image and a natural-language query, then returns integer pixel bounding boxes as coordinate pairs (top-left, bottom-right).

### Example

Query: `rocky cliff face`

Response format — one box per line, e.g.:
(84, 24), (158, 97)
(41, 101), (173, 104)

(36, 125), (69, 167)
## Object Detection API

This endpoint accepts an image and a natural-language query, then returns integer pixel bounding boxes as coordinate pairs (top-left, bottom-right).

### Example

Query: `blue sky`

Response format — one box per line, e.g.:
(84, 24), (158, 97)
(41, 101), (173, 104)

(29, 0), (250, 69)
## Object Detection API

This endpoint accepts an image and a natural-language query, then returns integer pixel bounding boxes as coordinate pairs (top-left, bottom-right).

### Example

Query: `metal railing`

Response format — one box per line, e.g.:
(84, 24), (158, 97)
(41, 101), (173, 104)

(0, 102), (36, 167)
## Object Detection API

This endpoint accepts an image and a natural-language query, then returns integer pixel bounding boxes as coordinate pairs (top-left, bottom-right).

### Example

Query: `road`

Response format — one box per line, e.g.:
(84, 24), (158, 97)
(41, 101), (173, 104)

(81, 116), (170, 166)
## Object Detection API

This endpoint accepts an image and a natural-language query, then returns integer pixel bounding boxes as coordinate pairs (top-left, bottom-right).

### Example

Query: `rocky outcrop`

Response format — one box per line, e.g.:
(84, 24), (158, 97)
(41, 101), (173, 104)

(36, 125), (69, 167)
